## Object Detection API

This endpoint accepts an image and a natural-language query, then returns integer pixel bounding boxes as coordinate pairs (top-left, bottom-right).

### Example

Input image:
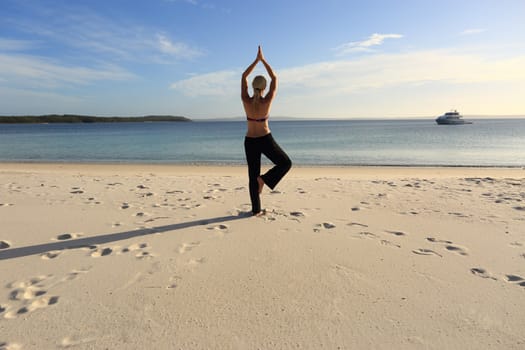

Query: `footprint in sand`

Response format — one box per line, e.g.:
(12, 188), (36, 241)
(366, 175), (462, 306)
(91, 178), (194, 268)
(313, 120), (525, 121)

(0, 241), (11, 249)
(27, 295), (59, 311)
(41, 251), (61, 260)
(207, 224), (228, 231)
(4, 275), (61, 320)
(412, 248), (442, 257)
(313, 223), (336, 232)
(3, 306), (29, 319)
(426, 237), (452, 244)
(9, 287), (47, 301)
(61, 268), (90, 282)
(385, 230), (407, 237)
(427, 237), (468, 256)
(4, 296), (59, 319)
(139, 192), (155, 198)
(121, 243), (152, 259)
(178, 242), (200, 254)
(6, 275), (50, 290)
(144, 216), (170, 223)
(348, 222), (369, 228)
(90, 247), (113, 258)
(121, 243), (148, 253)
(135, 251), (153, 260)
(354, 231), (379, 239)
(445, 245), (468, 256)
(54, 233), (81, 241)
(166, 190), (184, 194)
(470, 268), (497, 281)
(505, 274), (524, 283)
(504, 274), (525, 288)
(381, 240), (401, 248)
(448, 212), (469, 218)
(207, 224), (229, 237)
(85, 197), (101, 205)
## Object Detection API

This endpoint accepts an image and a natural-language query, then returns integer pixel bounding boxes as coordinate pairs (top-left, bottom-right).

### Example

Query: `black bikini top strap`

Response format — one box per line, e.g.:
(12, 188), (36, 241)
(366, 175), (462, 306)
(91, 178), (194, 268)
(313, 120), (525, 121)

(246, 116), (269, 122)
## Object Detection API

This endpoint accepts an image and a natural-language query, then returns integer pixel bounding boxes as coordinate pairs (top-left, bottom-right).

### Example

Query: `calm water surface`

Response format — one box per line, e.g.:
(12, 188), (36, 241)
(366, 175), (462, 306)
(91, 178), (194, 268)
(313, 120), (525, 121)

(1, 119), (524, 166)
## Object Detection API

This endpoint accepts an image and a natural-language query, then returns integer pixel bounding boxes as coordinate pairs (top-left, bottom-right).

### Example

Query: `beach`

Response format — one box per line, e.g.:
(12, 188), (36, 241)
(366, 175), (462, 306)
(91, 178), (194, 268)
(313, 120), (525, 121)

(1, 163), (524, 349)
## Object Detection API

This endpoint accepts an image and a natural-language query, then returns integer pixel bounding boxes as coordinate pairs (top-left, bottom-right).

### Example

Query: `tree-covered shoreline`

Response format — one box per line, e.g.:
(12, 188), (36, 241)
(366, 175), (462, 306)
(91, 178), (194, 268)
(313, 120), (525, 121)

(0, 115), (191, 124)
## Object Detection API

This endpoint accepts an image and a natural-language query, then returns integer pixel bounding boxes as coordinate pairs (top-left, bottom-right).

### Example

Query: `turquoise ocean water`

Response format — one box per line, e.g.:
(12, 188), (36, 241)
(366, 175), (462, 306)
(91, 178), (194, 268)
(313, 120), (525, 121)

(1, 119), (524, 166)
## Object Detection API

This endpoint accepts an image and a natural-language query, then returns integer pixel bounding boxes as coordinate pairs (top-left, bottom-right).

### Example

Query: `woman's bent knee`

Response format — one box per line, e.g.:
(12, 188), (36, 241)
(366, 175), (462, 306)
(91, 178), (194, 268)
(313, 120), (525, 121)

(283, 158), (292, 172)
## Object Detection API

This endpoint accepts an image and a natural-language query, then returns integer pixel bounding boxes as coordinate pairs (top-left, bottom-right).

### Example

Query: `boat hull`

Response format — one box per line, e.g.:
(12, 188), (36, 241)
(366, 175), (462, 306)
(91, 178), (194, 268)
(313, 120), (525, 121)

(436, 118), (471, 125)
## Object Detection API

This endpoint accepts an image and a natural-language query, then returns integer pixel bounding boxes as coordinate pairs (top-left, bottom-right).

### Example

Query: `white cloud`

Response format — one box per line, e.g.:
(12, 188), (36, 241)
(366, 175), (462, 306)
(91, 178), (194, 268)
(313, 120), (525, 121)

(168, 49), (525, 117)
(157, 34), (203, 59)
(0, 53), (135, 88)
(9, 5), (203, 63)
(334, 33), (403, 55)
(172, 50), (525, 98)
(278, 50), (525, 97)
(461, 28), (486, 35)
(171, 70), (238, 97)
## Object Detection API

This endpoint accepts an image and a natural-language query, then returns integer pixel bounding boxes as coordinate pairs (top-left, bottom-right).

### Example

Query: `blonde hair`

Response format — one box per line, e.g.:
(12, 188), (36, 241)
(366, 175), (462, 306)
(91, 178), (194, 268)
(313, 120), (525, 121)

(252, 75), (267, 92)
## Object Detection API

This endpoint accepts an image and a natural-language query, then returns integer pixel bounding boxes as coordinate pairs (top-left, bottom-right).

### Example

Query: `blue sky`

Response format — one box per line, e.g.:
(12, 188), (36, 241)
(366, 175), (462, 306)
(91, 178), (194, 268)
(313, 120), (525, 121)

(1, 0), (525, 119)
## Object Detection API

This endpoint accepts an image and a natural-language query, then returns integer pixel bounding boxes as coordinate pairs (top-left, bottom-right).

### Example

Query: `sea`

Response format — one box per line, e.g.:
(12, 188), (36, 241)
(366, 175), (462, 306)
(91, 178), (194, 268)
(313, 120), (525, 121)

(1, 119), (524, 167)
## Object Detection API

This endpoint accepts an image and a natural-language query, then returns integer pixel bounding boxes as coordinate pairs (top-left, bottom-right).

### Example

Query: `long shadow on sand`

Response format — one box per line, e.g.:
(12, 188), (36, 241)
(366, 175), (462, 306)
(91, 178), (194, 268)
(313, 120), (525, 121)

(0, 214), (249, 260)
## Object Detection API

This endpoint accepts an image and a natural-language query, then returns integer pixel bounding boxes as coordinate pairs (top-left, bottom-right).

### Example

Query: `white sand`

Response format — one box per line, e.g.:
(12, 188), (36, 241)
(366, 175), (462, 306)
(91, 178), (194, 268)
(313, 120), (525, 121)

(0, 163), (524, 349)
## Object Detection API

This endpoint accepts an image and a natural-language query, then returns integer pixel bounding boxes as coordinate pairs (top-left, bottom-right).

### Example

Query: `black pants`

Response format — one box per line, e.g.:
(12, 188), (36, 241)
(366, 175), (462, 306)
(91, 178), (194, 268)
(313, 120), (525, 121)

(244, 133), (292, 214)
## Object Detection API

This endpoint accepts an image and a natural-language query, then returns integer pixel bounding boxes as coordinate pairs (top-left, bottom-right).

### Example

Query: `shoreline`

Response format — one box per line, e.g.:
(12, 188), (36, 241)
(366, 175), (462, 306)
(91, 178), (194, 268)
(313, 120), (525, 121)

(1, 161), (524, 178)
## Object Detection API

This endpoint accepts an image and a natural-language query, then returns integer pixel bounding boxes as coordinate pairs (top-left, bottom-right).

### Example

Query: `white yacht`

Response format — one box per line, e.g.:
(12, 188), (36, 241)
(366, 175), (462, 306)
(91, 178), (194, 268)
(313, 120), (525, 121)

(435, 110), (472, 125)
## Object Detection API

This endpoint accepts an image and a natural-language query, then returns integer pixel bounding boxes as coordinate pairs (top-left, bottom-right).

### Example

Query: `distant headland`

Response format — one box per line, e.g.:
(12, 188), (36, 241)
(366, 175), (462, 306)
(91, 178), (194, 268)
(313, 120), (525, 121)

(0, 114), (191, 124)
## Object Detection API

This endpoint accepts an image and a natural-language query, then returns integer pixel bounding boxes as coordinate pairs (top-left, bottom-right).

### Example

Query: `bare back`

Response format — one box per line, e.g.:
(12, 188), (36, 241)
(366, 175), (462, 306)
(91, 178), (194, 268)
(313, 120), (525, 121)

(242, 95), (272, 137)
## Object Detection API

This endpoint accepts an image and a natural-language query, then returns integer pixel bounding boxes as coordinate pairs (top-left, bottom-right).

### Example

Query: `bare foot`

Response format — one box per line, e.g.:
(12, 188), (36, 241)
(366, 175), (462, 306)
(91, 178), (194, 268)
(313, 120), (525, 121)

(254, 209), (266, 217)
(257, 176), (265, 194)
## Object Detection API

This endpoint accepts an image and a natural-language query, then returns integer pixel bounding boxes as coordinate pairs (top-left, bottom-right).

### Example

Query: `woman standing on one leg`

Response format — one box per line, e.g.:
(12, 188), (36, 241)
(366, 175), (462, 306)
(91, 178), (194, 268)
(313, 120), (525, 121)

(242, 46), (292, 216)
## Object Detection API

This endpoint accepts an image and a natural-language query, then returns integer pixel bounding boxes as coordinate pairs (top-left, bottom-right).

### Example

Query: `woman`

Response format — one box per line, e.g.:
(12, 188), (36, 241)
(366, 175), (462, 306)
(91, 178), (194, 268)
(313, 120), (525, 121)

(242, 46), (292, 216)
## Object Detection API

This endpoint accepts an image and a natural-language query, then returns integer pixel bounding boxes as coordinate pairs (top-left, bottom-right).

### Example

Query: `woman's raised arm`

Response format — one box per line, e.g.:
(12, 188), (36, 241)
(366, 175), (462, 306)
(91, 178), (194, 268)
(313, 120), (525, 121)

(258, 47), (277, 100)
(241, 51), (260, 101)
